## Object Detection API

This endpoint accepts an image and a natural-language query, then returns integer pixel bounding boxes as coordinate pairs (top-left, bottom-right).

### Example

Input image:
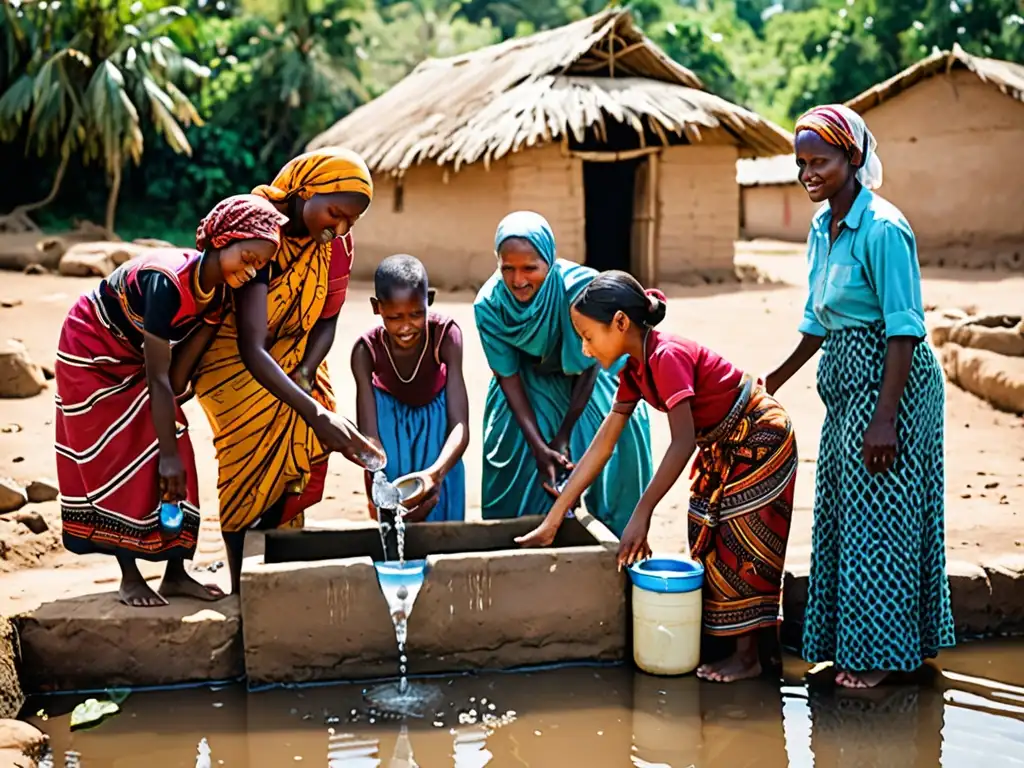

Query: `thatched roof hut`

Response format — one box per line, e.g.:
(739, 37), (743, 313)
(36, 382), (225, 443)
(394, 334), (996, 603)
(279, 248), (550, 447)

(310, 9), (792, 287)
(844, 45), (1024, 269)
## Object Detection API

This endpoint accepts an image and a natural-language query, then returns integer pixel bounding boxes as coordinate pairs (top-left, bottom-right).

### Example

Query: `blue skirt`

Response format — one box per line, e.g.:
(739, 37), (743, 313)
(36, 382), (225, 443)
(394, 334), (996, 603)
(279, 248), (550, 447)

(375, 388), (465, 522)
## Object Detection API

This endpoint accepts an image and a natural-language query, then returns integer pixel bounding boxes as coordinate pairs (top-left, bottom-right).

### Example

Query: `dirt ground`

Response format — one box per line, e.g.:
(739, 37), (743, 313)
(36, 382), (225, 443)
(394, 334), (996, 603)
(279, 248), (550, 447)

(0, 245), (1022, 614)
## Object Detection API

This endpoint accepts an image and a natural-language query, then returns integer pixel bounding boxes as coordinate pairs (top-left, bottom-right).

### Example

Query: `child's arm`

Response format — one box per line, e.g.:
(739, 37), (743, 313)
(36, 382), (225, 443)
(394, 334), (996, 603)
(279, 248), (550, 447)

(401, 329), (470, 521)
(426, 329), (469, 481)
(351, 339), (384, 514)
(515, 403), (632, 547)
(617, 400), (696, 567)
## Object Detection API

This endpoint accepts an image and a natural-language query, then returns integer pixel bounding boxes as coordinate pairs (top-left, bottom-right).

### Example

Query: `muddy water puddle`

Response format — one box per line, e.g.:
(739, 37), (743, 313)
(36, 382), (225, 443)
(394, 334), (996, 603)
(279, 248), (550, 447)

(27, 641), (1024, 767)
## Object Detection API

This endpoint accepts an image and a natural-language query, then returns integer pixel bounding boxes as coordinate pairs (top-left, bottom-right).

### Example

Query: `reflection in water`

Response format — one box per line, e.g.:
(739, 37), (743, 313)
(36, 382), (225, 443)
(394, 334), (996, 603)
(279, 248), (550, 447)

(328, 730), (381, 767)
(25, 643), (1024, 767)
(806, 685), (943, 767)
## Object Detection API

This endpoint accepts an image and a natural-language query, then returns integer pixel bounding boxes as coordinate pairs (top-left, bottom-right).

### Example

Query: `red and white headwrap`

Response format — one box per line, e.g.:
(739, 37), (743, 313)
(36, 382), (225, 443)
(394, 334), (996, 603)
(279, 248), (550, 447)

(794, 104), (883, 190)
(195, 194), (290, 252)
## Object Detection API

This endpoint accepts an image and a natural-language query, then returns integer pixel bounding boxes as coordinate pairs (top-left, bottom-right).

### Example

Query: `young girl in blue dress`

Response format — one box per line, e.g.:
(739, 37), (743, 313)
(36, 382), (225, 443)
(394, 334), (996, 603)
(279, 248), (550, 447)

(352, 254), (469, 521)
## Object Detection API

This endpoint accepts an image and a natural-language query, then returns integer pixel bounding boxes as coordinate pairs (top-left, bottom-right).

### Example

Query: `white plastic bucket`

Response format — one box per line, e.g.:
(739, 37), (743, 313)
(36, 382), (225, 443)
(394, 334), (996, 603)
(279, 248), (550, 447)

(628, 555), (705, 676)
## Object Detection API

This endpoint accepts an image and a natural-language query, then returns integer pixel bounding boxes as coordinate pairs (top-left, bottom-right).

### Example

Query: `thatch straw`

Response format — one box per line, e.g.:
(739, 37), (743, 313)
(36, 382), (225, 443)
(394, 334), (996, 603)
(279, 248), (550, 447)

(847, 44), (1024, 114)
(308, 9), (792, 175)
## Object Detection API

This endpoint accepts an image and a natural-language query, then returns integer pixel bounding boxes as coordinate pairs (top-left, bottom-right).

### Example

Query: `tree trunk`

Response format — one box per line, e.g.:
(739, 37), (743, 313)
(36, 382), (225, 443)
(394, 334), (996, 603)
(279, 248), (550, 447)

(0, 153), (70, 233)
(104, 164), (122, 237)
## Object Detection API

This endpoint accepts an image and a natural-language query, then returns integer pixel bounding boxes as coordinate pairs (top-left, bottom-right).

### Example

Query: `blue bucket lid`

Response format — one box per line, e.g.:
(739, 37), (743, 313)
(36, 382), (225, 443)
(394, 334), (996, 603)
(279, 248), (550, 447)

(628, 554), (704, 594)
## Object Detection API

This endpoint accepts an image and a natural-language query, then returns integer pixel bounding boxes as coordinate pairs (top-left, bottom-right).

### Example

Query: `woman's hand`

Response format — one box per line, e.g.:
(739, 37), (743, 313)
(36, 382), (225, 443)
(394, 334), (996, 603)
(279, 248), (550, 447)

(616, 512), (653, 569)
(534, 443), (573, 498)
(862, 414), (898, 474)
(514, 516), (561, 548)
(312, 408), (386, 469)
(158, 452), (188, 502)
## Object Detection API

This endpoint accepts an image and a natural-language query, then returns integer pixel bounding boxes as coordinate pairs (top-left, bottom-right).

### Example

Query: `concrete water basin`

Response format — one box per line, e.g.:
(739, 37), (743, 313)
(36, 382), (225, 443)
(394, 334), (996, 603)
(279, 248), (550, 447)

(240, 513), (626, 684)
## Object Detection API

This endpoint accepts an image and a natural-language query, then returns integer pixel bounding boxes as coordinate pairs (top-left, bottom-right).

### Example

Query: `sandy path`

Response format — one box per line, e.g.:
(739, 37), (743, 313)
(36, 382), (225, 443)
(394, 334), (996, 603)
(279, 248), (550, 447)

(0, 248), (1022, 613)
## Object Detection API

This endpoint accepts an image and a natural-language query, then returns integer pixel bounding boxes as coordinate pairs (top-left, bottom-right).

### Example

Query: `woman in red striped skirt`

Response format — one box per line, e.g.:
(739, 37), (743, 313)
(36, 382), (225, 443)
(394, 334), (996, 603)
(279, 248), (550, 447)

(55, 195), (288, 606)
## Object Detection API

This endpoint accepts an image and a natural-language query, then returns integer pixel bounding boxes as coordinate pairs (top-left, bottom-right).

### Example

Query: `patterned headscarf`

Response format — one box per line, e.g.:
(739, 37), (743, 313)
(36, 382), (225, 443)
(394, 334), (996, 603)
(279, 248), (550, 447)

(196, 194), (289, 251)
(794, 104), (884, 190)
(253, 148), (374, 204)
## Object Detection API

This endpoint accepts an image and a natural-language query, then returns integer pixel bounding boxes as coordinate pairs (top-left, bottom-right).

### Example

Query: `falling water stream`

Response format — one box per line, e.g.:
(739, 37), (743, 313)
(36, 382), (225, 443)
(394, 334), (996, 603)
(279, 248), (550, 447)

(367, 471), (442, 718)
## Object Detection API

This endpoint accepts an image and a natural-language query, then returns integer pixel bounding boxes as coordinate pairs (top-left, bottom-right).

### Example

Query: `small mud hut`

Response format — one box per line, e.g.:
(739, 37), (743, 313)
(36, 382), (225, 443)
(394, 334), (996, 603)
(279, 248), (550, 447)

(736, 155), (819, 242)
(309, 10), (791, 288)
(846, 46), (1024, 270)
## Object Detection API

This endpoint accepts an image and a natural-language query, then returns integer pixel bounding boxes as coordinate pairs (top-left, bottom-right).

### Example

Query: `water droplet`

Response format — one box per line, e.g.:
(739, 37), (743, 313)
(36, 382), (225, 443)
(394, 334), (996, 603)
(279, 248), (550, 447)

(534, 729), (542, 736)
(597, 730), (604, 736)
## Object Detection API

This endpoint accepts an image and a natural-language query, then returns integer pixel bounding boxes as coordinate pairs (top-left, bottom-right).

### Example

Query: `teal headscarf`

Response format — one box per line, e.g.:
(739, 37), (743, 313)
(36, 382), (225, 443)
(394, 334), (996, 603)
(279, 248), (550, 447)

(474, 211), (596, 378)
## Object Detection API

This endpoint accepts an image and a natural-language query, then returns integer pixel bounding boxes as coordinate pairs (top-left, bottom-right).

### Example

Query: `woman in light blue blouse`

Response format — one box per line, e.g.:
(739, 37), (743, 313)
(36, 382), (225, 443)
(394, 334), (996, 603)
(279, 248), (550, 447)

(765, 105), (953, 690)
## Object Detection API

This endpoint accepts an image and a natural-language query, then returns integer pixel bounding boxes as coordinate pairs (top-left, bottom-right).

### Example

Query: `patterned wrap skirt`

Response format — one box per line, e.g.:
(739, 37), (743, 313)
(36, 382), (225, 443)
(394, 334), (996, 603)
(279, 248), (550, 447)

(55, 292), (201, 560)
(688, 376), (798, 636)
(801, 322), (955, 671)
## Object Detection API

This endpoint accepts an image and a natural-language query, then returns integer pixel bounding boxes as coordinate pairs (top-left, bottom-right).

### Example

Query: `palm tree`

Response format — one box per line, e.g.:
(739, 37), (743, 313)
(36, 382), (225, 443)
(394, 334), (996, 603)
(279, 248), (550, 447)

(0, 0), (207, 234)
(222, 0), (369, 162)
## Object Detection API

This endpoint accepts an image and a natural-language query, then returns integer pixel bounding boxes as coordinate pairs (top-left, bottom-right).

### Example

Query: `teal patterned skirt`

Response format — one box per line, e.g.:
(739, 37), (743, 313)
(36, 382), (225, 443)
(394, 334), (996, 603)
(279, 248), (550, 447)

(802, 323), (955, 672)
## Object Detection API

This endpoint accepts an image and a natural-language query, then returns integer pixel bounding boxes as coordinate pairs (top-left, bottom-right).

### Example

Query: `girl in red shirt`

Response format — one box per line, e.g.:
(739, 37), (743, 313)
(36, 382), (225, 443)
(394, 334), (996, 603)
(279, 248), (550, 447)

(517, 271), (798, 683)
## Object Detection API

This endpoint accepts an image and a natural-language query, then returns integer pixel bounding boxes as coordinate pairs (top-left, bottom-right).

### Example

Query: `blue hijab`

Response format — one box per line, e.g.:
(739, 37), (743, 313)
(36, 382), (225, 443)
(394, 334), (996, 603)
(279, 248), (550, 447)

(474, 211), (596, 378)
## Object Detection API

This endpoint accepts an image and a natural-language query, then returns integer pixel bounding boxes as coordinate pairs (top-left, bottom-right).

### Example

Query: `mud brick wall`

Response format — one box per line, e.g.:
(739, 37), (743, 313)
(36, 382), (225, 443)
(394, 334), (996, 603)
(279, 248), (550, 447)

(506, 146), (586, 266)
(352, 159), (514, 289)
(862, 70), (1024, 270)
(657, 144), (740, 282)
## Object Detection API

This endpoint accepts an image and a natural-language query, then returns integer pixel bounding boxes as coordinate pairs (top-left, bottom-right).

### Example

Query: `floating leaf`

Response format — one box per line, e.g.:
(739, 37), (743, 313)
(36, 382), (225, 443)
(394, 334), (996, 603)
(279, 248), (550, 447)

(70, 698), (120, 730)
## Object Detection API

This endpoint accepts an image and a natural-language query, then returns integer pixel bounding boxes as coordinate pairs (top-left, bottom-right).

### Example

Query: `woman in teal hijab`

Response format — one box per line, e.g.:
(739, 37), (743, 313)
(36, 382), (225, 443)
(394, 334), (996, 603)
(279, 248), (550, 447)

(473, 211), (654, 535)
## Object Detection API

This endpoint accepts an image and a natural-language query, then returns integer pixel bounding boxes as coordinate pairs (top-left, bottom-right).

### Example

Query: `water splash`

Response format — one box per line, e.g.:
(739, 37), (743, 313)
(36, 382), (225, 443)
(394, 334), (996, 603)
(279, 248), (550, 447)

(369, 558), (440, 716)
(195, 737), (211, 768)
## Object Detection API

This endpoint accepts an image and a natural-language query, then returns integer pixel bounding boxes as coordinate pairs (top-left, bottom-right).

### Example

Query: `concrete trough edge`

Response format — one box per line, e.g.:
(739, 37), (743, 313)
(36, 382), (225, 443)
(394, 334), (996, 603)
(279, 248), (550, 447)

(10, 551), (1024, 692)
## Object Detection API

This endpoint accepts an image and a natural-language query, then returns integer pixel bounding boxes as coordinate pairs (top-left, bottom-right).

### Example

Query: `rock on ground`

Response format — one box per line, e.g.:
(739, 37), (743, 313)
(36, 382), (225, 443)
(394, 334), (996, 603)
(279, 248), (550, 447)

(0, 620), (22, 720)
(0, 503), (63, 573)
(0, 483), (25, 515)
(23, 482), (56, 505)
(941, 343), (1024, 415)
(0, 346), (44, 400)
(57, 241), (162, 278)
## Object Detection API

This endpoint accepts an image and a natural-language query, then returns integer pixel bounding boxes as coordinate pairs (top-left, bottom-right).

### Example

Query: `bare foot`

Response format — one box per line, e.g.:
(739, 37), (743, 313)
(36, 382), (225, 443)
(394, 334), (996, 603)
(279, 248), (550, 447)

(119, 577), (169, 608)
(836, 669), (891, 689)
(159, 561), (226, 602)
(696, 653), (763, 683)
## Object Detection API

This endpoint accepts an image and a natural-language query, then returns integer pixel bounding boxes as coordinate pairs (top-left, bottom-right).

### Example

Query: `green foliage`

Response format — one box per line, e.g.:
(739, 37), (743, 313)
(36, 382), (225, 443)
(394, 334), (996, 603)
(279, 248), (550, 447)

(0, 0), (1021, 234)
